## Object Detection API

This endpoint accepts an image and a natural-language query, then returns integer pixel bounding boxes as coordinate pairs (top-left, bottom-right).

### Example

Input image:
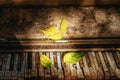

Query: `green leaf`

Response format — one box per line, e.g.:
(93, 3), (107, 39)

(60, 19), (67, 34)
(40, 54), (53, 68)
(63, 52), (86, 64)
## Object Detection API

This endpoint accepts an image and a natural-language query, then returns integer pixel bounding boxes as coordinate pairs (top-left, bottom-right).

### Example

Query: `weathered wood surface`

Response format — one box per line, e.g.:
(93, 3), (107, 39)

(0, 7), (120, 39)
(0, 0), (120, 6)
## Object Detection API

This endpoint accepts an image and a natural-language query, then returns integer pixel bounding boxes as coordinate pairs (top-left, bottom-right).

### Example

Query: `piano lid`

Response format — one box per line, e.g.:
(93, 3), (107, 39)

(0, 7), (120, 39)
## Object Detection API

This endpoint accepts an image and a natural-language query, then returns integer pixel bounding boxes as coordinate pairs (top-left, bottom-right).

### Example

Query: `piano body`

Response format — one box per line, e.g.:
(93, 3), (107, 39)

(0, 0), (120, 80)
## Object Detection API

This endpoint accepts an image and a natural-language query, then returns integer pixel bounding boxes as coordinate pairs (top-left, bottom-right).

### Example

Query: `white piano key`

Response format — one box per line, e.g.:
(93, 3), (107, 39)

(57, 52), (62, 70)
(116, 51), (120, 68)
(44, 52), (51, 80)
(0, 54), (6, 79)
(70, 64), (77, 80)
(57, 52), (64, 80)
(88, 52), (98, 80)
(76, 62), (84, 80)
(93, 52), (104, 80)
(82, 56), (91, 80)
(106, 52), (120, 78)
(31, 53), (37, 77)
(98, 51), (110, 79)
(50, 52), (58, 80)
(39, 52), (44, 80)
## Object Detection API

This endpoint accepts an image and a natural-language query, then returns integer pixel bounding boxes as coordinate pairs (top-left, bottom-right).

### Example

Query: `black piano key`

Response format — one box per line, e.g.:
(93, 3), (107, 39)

(21, 53), (25, 78)
(27, 52), (32, 69)
(0, 54), (3, 70)
(86, 53), (91, 67)
(24, 52), (28, 78)
(17, 53), (22, 71)
(31, 53), (37, 77)
(102, 52), (110, 67)
(27, 52), (32, 78)
(11, 53), (18, 79)
(0, 54), (3, 78)
(36, 53), (40, 77)
(9, 54), (15, 71)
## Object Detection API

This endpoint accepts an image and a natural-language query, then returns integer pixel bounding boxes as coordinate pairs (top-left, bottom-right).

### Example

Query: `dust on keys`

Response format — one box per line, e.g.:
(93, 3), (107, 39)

(0, 51), (120, 80)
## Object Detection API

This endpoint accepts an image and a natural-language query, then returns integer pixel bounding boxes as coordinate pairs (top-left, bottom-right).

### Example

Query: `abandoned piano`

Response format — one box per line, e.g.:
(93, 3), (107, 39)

(0, 0), (120, 80)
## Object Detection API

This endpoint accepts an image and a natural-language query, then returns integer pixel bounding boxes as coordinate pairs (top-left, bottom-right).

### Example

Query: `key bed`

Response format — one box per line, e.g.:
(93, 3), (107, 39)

(0, 51), (120, 79)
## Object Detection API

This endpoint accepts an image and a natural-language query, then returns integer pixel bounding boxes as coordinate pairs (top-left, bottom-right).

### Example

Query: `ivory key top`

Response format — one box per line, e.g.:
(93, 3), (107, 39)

(98, 51), (110, 79)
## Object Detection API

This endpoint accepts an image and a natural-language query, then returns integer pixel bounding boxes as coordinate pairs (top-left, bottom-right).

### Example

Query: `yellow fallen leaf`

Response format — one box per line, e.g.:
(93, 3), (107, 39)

(63, 52), (86, 64)
(40, 26), (58, 36)
(48, 32), (62, 40)
(60, 19), (67, 34)
(40, 54), (53, 68)
(40, 26), (62, 40)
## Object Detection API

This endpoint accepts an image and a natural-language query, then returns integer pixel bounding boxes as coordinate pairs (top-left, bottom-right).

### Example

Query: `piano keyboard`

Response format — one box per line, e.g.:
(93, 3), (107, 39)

(0, 51), (120, 80)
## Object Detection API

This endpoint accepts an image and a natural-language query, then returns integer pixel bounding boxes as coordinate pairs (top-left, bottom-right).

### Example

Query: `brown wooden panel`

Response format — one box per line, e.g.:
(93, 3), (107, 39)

(0, 0), (120, 6)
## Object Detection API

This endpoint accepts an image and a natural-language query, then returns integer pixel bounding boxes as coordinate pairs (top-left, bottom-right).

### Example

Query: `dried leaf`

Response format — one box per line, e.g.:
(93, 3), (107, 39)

(40, 54), (53, 68)
(60, 19), (67, 34)
(63, 52), (86, 64)
(40, 26), (62, 40)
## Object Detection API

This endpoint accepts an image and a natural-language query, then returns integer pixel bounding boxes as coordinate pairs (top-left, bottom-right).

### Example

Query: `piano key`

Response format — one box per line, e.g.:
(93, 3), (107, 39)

(0, 54), (3, 78)
(82, 56), (91, 80)
(31, 53), (37, 77)
(106, 52), (120, 78)
(1, 54), (7, 79)
(0, 54), (3, 70)
(70, 64), (77, 80)
(53, 52), (58, 69)
(57, 52), (62, 70)
(86, 53), (91, 67)
(9, 54), (15, 71)
(21, 53), (25, 78)
(57, 52), (64, 80)
(93, 52), (104, 80)
(76, 62), (84, 80)
(63, 64), (71, 80)
(17, 53), (22, 71)
(95, 52), (105, 79)
(17, 53), (22, 78)
(44, 53), (51, 80)
(4, 54), (11, 79)
(27, 52), (32, 78)
(24, 52), (29, 78)
(105, 52), (117, 79)
(89, 51), (104, 79)
(95, 52), (102, 67)
(11, 53), (18, 79)
(50, 52), (58, 80)
(88, 52), (97, 80)
(28, 52), (32, 69)
(98, 51), (110, 79)
(79, 59), (84, 67)
(39, 52), (44, 80)
(116, 51), (120, 64)
(102, 52), (110, 67)
(113, 51), (120, 69)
